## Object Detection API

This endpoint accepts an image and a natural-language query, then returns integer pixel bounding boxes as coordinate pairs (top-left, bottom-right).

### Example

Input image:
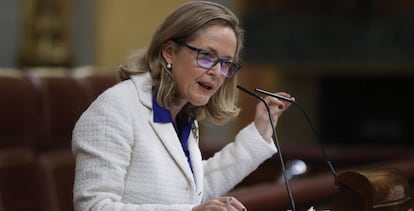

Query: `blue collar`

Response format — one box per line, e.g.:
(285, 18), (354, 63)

(153, 95), (173, 123)
(152, 91), (195, 125)
(152, 91), (195, 172)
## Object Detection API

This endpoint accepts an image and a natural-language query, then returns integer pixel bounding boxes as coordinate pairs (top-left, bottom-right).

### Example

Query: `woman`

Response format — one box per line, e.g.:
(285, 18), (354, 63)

(72, 1), (292, 211)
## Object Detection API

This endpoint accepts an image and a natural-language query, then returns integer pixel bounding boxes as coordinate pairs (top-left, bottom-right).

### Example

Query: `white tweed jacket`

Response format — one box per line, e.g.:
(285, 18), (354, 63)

(72, 72), (277, 211)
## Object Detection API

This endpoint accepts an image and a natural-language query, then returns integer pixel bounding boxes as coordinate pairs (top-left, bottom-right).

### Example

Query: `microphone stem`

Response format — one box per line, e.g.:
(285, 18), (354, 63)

(267, 104), (297, 211)
(237, 85), (296, 211)
(255, 88), (337, 177)
(295, 102), (337, 177)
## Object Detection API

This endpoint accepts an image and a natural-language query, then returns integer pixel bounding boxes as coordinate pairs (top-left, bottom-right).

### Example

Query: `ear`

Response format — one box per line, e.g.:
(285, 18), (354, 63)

(161, 41), (176, 64)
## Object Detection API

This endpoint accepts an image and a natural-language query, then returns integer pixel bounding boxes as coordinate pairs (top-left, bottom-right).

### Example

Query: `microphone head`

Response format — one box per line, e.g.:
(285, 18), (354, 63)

(237, 85), (264, 101)
(255, 88), (296, 103)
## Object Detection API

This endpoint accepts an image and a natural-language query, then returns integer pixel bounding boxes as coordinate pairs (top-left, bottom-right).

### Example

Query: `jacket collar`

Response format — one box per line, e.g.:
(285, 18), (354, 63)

(130, 72), (152, 109)
(130, 73), (202, 193)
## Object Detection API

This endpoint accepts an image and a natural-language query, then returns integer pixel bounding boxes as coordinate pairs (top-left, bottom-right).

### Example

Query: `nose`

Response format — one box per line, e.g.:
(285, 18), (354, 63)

(206, 62), (222, 76)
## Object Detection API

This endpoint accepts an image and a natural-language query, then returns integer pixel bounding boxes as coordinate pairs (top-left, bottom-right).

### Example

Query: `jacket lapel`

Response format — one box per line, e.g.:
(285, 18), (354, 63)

(149, 118), (195, 185)
(132, 73), (197, 189)
(188, 121), (203, 198)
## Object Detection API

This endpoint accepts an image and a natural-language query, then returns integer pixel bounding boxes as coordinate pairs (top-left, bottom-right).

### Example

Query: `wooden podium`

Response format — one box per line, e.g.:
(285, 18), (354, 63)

(332, 167), (412, 211)
(229, 156), (414, 210)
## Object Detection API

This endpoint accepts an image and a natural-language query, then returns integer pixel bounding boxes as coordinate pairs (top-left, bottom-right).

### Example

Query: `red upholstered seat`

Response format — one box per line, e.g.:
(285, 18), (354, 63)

(0, 147), (45, 210)
(29, 70), (91, 152)
(38, 148), (75, 211)
(0, 71), (44, 149)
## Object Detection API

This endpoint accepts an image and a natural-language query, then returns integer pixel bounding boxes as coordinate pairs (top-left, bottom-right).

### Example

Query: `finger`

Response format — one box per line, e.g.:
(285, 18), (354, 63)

(224, 197), (247, 211)
(264, 97), (285, 113)
(225, 197), (233, 207)
(275, 92), (295, 101)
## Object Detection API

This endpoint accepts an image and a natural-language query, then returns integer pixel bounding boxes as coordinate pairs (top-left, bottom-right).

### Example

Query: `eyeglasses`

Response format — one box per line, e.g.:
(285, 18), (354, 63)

(175, 42), (241, 78)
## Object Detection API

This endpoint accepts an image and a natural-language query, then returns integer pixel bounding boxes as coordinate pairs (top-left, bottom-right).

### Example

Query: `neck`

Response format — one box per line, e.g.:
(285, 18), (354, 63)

(169, 101), (187, 123)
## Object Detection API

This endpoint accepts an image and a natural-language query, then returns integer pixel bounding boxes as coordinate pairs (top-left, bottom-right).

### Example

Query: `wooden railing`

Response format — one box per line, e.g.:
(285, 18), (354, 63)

(227, 146), (414, 211)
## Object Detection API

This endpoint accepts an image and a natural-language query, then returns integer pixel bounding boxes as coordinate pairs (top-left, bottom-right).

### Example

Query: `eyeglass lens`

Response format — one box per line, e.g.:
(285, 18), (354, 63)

(196, 51), (237, 77)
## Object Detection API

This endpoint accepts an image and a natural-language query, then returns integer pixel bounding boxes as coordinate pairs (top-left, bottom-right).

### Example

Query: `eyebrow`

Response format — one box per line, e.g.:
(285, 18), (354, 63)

(204, 46), (234, 60)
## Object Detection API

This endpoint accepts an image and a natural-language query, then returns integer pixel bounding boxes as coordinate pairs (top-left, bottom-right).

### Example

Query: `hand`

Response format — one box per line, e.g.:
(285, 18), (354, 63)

(192, 196), (247, 211)
(254, 92), (293, 142)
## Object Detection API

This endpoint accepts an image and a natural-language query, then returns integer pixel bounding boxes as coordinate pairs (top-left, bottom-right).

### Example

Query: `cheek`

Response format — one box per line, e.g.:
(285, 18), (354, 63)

(218, 77), (226, 88)
(174, 61), (198, 79)
(173, 68), (196, 94)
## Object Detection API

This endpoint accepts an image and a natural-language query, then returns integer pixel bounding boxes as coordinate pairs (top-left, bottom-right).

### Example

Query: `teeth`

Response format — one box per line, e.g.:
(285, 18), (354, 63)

(199, 82), (212, 90)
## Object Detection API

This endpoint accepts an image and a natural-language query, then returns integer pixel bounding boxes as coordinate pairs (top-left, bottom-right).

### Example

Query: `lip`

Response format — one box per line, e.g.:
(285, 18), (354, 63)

(197, 81), (215, 94)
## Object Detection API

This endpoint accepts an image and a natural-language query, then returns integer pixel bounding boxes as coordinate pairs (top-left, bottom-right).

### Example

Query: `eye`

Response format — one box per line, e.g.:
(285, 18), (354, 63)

(197, 57), (215, 67)
(222, 60), (232, 66)
(198, 50), (216, 60)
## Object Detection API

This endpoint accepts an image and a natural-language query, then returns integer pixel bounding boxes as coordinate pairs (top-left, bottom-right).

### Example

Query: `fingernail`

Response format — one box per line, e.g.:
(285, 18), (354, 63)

(279, 105), (283, 109)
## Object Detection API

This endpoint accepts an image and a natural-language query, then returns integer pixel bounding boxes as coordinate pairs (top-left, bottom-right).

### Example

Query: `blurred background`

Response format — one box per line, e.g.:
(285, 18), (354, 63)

(1, 0), (414, 148)
(1, 0), (414, 210)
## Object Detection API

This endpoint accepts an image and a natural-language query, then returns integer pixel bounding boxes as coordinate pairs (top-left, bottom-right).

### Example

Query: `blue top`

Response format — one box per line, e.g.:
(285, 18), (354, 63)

(152, 93), (194, 172)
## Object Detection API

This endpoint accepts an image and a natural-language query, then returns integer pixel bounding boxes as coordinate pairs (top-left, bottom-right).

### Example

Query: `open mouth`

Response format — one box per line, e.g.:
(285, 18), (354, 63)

(198, 82), (213, 91)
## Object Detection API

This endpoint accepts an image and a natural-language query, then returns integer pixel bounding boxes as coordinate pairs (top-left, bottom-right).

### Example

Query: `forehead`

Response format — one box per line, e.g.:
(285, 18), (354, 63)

(191, 24), (237, 56)
(192, 21), (237, 40)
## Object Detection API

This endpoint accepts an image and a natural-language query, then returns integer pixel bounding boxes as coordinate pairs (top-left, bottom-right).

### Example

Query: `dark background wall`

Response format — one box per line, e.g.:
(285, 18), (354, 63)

(243, 14), (414, 66)
(239, 0), (414, 146)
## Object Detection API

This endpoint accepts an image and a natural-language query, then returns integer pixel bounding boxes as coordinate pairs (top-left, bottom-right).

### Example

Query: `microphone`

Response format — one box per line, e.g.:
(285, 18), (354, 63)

(237, 85), (296, 211)
(255, 88), (337, 177)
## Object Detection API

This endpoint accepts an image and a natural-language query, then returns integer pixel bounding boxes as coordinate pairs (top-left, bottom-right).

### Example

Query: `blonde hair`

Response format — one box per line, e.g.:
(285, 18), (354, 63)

(119, 1), (244, 124)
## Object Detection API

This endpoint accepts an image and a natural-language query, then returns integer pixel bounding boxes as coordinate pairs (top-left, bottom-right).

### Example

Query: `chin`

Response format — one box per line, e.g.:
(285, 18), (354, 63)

(190, 98), (210, 107)
(191, 102), (209, 107)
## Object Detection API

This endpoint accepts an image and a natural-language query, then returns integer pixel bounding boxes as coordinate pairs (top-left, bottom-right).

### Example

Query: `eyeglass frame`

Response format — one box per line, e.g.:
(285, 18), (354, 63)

(173, 41), (241, 78)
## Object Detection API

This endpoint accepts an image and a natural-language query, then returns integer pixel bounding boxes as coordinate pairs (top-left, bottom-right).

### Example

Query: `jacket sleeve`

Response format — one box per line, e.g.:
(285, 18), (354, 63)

(201, 122), (278, 201)
(72, 85), (195, 211)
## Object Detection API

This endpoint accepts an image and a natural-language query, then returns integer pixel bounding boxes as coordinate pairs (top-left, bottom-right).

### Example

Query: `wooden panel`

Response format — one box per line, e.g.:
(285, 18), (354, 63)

(333, 168), (412, 210)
